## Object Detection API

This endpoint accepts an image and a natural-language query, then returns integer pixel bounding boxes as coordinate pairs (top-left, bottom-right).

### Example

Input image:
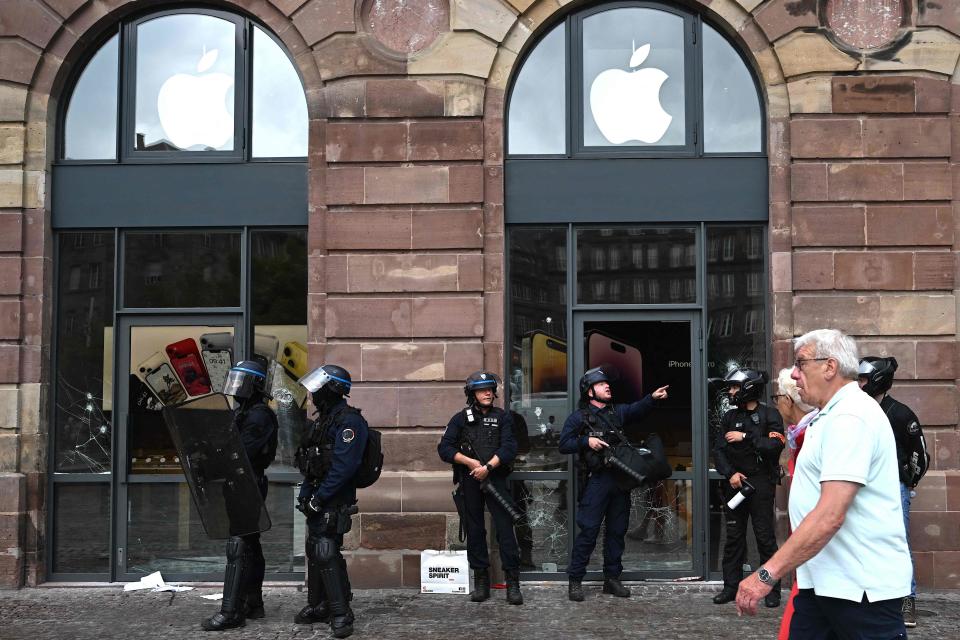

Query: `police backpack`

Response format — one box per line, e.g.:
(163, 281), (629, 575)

(354, 426), (383, 489)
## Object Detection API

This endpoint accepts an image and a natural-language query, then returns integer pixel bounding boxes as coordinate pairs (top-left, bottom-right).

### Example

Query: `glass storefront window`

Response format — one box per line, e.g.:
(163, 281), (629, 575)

(509, 227), (568, 470)
(576, 227), (696, 304)
(252, 26), (308, 158)
(702, 24), (762, 153)
(53, 484), (111, 573)
(588, 479), (694, 572)
(64, 35), (119, 160)
(507, 22), (566, 155)
(123, 232), (241, 308)
(55, 232), (115, 473)
(250, 229), (308, 473)
(127, 324), (236, 474)
(126, 481), (301, 574)
(515, 478), (570, 572)
(705, 224), (766, 469)
(582, 8), (685, 147)
(135, 13), (237, 152)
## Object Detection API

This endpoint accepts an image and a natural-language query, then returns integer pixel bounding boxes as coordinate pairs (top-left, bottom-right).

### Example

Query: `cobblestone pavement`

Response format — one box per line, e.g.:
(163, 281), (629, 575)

(1, 584), (958, 639)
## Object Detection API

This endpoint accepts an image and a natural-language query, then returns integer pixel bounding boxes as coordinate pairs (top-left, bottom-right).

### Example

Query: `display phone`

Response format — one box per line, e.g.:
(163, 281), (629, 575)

(586, 330), (643, 403)
(165, 338), (211, 397)
(521, 331), (567, 397)
(252, 333), (280, 370)
(281, 341), (308, 379)
(199, 332), (234, 394)
(136, 351), (187, 406)
(129, 374), (162, 412)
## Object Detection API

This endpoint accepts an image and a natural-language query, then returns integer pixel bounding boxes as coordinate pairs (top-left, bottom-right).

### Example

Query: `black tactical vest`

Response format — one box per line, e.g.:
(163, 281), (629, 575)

(579, 407), (625, 471)
(460, 407), (504, 462)
(296, 405), (358, 481)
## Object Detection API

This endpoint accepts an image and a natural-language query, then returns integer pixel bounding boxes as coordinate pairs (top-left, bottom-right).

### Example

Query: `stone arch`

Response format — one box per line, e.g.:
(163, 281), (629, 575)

(482, 0), (790, 374)
(9, 0), (319, 586)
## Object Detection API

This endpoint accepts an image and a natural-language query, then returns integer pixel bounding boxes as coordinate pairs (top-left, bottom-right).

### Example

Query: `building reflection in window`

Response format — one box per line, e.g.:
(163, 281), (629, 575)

(509, 227), (568, 470)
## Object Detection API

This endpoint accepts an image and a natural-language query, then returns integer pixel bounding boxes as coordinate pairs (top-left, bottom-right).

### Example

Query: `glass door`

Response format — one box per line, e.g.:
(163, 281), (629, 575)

(114, 315), (242, 581)
(573, 311), (705, 579)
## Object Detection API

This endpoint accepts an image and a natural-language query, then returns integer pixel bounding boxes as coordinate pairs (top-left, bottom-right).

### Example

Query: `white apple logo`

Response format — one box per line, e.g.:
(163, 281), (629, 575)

(589, 43), (672, 145)
(157, 47), (234, 150)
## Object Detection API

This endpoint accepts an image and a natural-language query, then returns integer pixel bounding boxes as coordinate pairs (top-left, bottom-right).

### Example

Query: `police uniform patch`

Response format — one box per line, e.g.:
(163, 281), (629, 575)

(908, 421), (919, 435)
(342, 428), (355, 443)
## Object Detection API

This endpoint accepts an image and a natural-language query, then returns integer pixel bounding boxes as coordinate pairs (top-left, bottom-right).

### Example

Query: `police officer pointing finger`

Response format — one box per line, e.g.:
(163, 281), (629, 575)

(560, 366), (668, 602)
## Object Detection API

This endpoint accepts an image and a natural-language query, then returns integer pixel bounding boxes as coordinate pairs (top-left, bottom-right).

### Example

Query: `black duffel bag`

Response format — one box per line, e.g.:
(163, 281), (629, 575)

(605, 433), (673, 491)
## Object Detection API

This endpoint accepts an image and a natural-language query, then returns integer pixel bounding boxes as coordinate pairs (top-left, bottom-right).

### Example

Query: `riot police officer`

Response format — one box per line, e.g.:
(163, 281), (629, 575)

(294, 364), (368, 639)
(559, 366), (669, 602)
(858, 356), (929, 628)
(438, 371), (524, 605)
(711, 368), (784, 607)
(203, 361), (278, 631)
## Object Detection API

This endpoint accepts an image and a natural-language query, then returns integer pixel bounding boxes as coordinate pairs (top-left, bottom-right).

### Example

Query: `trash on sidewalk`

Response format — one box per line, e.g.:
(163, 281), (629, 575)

(122, 571), (193, 593)
(200, 594), (224, 601)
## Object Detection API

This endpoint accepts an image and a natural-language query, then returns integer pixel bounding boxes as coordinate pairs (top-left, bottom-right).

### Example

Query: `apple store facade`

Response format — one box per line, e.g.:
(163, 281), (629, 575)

(7, 0), (957, 590)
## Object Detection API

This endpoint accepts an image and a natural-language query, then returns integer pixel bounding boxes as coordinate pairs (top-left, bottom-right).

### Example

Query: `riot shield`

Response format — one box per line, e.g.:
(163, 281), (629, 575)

(161, 394), (271, 539)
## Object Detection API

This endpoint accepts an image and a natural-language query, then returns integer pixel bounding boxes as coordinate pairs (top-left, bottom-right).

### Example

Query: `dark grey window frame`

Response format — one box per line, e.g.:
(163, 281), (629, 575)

(56, 6), (308, 165)
(505, 2), (766, 161)
(47, 226), (308, 582)
(505, 219), (770, 581)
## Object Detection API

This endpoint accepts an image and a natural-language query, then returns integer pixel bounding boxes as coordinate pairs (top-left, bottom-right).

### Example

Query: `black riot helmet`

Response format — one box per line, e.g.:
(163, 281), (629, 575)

(222, 360), (267, 399)
(858, 356), (897, 397)
(579, 366), (615, 406)
(464, 371), (500, 405)
(299, 364), (352, 397)
(723, 368), (768, 406)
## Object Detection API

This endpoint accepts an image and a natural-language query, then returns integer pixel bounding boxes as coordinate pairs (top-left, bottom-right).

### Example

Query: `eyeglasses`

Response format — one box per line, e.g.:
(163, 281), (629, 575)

(770, 394), (786, 402)
(794, 357), (829, 371)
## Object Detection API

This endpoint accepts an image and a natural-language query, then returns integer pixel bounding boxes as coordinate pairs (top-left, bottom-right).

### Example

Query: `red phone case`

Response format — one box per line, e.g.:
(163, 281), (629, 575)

(165, 338), (212, 396)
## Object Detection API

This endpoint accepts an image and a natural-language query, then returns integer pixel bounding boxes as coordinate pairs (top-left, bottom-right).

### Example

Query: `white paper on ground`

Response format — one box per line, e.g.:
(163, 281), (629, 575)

(122, 571), (193, 592)
(200, 594), (224, 600)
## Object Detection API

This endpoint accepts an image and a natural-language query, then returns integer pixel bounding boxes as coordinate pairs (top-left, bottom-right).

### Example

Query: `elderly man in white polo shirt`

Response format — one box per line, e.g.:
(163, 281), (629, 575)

(736, 329), (911, 639)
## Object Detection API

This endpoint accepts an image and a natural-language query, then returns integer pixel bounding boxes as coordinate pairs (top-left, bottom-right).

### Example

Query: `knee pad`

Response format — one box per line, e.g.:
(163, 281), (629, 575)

(308, 535), (338, 564)
(225, 536), (247, 562)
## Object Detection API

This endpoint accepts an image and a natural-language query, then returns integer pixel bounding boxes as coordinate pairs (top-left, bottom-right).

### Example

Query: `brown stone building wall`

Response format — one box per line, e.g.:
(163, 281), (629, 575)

(0, 0), (958, 589)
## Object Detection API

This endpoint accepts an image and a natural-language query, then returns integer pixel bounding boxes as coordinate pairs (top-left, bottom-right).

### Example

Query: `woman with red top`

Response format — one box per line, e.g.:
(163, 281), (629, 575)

(772, 368), (818, 640)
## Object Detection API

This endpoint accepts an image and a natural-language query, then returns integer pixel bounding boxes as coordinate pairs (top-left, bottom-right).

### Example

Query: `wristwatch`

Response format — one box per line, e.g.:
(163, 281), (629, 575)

(757, 566), (776, 585)
(485, 463), (494, 472)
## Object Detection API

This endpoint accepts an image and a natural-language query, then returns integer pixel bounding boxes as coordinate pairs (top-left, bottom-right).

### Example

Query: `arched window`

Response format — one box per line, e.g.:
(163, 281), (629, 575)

(62, 8), (307, 160)
(508, 4), (762, 156)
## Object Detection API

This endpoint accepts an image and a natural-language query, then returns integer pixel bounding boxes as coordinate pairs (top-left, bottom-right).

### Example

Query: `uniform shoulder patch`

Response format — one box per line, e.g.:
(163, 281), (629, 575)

(342, 428), (356, 443)
(908, 421), (920, 435)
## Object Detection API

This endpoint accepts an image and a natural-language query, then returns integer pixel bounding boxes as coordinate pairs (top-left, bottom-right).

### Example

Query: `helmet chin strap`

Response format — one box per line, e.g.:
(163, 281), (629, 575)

(590, 384), (612, 405)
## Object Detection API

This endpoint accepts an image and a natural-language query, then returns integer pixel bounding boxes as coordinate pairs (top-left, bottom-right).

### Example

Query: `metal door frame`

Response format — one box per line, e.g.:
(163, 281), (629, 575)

(573, 309), (706, 581)
(113, 313), (243, 582)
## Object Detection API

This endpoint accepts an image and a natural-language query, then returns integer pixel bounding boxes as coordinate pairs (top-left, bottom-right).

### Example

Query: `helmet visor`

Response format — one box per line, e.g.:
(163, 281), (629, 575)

(298, 367), (333, 393)
(723, 370), (749, 386)
(857, 360), (877, 377)
(222, 366), (263, 398)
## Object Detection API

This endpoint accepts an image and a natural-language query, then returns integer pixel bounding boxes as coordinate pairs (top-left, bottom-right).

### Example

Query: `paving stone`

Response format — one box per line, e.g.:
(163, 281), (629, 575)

(0, 585), (958, 639)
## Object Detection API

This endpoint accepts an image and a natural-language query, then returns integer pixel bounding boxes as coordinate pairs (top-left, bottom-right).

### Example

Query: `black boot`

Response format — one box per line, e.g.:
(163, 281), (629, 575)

(331, 610), (355, 639)
(471, 568), (490, 602)
(764, 591), (781, 608)
(713, 586), (737, 604)
(294, 541), (329, 624)
(602, 576), (631, 598)
(505, 570), (523, 605)
(568, 578), (584, 602)
(242, 591), (265, 619)
(294, 602), (330, 625)
(202, 537), (248, 631)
